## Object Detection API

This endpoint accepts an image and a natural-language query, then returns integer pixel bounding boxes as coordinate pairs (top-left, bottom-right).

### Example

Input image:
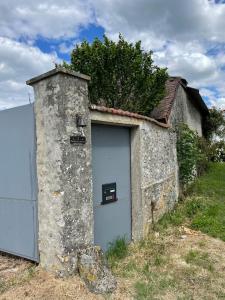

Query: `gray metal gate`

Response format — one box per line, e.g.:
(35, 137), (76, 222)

(0, 104), (38, 261)
(92, 124), (131, 251)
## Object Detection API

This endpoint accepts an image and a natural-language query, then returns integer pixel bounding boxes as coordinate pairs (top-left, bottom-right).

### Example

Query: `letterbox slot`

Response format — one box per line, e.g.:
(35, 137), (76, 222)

(101, 182), (117, 205)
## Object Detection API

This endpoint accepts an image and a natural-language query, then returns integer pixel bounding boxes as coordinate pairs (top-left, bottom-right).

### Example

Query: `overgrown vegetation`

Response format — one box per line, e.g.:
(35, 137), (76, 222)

(202, 107), (225, 164)
(106, 237), (128, 267)
(64, 34), (168, 116)
(176, 108), (225, 188)
(176, 123), (208, 188)
(204, 107), (225, 140)
(209, 140), (225, 162)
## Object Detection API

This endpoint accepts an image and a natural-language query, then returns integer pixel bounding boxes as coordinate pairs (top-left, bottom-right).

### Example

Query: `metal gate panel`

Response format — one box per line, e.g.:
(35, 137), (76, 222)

(0, 104), (38, 261)
(92, 124), (131, 251)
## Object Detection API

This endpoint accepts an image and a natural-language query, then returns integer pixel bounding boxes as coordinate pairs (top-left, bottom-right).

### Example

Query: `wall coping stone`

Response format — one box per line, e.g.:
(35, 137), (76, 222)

(90, 104), (170, 128)
(26, 66), (91, 86)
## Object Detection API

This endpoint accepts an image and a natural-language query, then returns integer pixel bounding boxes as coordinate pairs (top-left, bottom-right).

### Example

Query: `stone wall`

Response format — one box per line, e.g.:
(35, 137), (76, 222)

(133, 121), (178, 239)
(27, 68), (93, 274)
(169, 85), (203, 136)
(91, 111), (179, 241)
(27, 67), (179, 275)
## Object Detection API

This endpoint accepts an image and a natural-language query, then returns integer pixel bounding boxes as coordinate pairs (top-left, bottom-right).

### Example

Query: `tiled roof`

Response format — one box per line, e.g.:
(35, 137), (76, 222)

(150, 77), (187, 123)
(150, 77), (208, 123)
(90, 105), (170, 128)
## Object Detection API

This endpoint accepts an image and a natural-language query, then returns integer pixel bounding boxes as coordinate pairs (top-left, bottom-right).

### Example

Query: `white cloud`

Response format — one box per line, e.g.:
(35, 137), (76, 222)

(0, 37), (56, 109)
(210, 97), (225, 109)
(58, 40), (79, 54)
(0, 0), (95, 109)
(153, 41), (219, 85)
(0, 1), (93, 40)
(93, 0), (225, 44)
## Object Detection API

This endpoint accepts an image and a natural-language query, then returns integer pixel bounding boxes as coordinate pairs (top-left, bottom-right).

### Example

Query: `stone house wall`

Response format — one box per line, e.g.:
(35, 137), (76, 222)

(169, 85), (203, 136)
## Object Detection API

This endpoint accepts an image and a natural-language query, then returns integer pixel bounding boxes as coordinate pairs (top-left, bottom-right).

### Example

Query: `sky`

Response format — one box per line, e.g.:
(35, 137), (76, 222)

(1, 0), (225, 110)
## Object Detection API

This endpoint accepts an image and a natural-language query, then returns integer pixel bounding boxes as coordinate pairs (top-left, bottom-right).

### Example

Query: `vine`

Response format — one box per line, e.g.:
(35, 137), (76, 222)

(176, 124), (208, 189)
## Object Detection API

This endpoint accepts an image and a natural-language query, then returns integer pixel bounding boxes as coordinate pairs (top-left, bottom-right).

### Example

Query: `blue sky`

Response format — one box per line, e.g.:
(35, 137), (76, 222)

(34, 24), (105, 62)
(0, 0), (225, 110)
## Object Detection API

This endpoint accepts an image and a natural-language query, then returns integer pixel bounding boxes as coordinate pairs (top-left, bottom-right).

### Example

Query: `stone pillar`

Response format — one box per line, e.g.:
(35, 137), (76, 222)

(27, 67), (93, 274)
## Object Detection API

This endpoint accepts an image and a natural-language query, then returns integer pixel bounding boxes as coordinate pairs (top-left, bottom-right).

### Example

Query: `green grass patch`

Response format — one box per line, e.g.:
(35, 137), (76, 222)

(185, 250), (214, 272)
(135, 281), (154, 300)
(155, 163), (225, 241)
(106, 237), (128, 267)
(135, 274), (177, 300)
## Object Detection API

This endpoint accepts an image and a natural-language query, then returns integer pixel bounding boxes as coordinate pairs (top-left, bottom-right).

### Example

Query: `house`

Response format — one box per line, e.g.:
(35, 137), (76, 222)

(151, 77), (209, 136)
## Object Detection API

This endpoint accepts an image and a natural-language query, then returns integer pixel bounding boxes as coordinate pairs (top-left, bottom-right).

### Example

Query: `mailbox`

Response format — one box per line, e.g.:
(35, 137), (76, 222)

(102, 182), (117, 205)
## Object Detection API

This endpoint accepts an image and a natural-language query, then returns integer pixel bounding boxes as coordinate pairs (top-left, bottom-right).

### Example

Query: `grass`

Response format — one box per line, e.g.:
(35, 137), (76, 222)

(0, 265), (36, 295)
(108, 163), (225, 299)
(106, 237), (128, 267)
(184, 249), (214, 272)
(155, 163), (225, 241)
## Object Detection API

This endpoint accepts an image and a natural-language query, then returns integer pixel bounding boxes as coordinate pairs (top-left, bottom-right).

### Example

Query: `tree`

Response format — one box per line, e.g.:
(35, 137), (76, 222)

(204, 107), (225, 140)
(64, 34), (168, 116)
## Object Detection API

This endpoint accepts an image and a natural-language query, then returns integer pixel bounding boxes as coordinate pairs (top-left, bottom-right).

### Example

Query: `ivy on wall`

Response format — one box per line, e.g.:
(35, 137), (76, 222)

(176, 124), (208, 189)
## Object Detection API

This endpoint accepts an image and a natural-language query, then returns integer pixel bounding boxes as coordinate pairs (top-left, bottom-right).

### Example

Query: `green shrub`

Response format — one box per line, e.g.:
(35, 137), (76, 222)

(204, 107), (225, 140)
(176, 124), (209, 188)
(64, 34), (168, 116)
(209, 140), (225, 162)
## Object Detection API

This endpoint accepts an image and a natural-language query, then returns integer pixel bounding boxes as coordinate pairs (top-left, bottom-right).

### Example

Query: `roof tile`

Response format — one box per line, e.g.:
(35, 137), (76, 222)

(90, 105), (170, 128)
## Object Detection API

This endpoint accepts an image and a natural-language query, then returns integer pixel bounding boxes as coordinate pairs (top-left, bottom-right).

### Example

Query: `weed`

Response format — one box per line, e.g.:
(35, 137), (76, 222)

(106, 237), (128, 267)
(0, 279), (8, 294)
(142, 263), (151, 277)
(119, 260), (139, 278)
(198, 240), (206, 248)
(153, 254), (165, 266)
(25, 265), (36, 280)
(185, 198), (205, 217)
(135, 281), (154, 300)
(158, 276), (176, 289)
(155, 209), (185, 230)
